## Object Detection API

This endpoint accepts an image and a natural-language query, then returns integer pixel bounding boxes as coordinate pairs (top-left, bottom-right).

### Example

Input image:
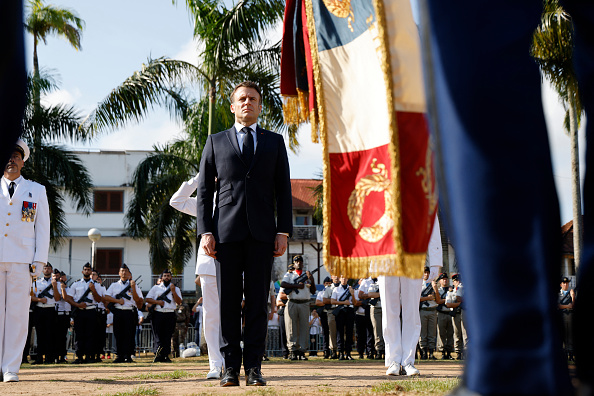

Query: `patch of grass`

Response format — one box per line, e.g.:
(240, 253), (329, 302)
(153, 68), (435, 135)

(100, 385), (160, 396)
(122, 369), (196, 380)
(371, 378), (460, 394)
(245, 388), (279, 395)
(48, 379), (66, 382)
(318, 384), (332, 392)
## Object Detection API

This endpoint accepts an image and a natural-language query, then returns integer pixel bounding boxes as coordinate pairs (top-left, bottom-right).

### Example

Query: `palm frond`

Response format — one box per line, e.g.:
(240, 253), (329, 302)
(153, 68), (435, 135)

(88, 57), (201, 132)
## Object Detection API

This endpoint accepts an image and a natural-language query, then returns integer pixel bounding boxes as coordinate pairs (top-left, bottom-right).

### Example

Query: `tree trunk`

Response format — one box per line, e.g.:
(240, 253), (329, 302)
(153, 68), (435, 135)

(568, 88), (582, 271)
(208, 79), (215, 136)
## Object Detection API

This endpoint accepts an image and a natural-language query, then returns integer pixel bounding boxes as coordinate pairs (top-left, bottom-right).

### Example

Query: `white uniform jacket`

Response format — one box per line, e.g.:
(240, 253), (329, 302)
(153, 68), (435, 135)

(146, 283), (181, 312)
(106, 279), (142, 309)
(0, 176), (50, 264)
(169, 175), (216, 277)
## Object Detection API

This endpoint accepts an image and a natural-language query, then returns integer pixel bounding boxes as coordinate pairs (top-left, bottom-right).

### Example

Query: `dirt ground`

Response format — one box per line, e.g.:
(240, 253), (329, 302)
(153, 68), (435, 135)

(7, 356), (464, 396)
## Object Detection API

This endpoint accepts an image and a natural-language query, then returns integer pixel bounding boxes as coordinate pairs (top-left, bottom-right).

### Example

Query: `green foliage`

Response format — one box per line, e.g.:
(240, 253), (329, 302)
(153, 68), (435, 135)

(21, 73), (93, 250)
(531, 0), (583, 134)
(25, 0), (84, 51)
(371, 378), (460, 394)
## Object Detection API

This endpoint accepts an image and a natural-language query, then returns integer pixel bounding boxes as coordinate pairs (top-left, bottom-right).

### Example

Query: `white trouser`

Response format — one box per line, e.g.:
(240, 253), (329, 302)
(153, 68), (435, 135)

(379, 275), (422, 367)
(0, 262), (31, 374)
(200, 274), (224, 370)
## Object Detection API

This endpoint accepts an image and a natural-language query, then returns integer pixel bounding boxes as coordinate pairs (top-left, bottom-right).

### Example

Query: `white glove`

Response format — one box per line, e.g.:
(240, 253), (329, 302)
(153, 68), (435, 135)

(30, 262), (43, 278)
(429, 267), (440, 282)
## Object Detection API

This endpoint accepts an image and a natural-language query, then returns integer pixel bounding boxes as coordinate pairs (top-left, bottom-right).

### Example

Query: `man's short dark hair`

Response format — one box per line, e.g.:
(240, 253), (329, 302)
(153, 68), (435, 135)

(231, 81), (262, 104)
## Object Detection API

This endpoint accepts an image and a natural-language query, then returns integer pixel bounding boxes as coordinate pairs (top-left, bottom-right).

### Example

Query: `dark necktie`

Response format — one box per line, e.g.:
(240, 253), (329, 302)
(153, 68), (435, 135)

(8, 182), (15, 198)
(242, 127), (254, 166)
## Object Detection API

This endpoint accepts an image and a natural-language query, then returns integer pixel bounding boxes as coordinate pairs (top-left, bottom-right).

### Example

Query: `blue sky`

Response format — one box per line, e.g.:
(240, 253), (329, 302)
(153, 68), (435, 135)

(25, 0), (585, 224)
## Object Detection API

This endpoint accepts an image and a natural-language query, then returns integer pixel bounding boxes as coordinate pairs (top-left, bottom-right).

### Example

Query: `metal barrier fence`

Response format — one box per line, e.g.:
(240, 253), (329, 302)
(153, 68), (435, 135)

(32, 324), (326, 357)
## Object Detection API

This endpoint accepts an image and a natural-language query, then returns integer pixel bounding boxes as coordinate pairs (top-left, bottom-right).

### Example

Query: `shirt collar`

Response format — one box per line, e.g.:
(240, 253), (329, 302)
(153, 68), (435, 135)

(235, 122), (258, 134)
(2, 175), (23, 188)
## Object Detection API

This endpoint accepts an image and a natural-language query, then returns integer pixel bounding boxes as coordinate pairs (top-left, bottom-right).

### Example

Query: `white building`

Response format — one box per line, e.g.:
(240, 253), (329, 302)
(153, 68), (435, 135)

(50, 150), (328, 294)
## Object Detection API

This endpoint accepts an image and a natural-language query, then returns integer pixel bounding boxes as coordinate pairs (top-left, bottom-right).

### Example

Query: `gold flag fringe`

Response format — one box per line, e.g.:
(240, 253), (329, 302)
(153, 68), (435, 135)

(327, 253), (426, 279)
(282, 95), (308, 125)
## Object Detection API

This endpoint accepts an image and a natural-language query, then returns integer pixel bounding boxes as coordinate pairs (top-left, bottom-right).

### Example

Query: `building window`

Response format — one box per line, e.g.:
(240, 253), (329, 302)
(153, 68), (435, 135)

(94, 190), (124, 212)
(295, 215), (309, 225)
(96, 248), (123, 274)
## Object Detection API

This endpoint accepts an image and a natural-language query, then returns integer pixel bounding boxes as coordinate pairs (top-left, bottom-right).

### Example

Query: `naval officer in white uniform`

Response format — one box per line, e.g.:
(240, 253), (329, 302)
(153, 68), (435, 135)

(0, 139), (50, 382)
(170, 174), (224, 379)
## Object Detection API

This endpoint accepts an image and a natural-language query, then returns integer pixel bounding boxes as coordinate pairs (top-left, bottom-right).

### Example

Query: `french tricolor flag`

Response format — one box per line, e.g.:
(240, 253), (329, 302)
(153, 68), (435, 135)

(281, 0), (436, 279)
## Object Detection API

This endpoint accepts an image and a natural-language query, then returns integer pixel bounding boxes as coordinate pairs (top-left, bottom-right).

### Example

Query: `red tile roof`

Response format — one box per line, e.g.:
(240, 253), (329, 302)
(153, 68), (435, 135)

(291, 179), (322, 209)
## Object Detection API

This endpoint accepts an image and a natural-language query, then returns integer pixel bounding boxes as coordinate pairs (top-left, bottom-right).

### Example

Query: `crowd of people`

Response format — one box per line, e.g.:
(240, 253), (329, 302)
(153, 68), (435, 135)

(23, 262), (195, 365)
(272, 255), (468, 364)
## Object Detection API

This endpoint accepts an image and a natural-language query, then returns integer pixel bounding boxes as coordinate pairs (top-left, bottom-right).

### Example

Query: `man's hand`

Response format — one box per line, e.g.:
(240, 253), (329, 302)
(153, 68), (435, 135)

(40, 297), (48, 304)
(159, 300), (166, 307)
(201, 234), (217, 259)
(51, 278), (57, 287)
(78, 302), (87, 309)
(130, 279), (136, 288)
(273, 234), (288, 257)
(89, 282), (96, 291)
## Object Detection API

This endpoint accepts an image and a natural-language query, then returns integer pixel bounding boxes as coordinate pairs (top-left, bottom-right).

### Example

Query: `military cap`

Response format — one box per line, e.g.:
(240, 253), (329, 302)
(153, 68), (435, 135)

(44, 262), (53, 268)
(437, 272), (448, 281)
(323, 276), (332, 283)
(561, 276), (570, 283)
(14, 138), (30, 162)
(121, 263), (130, 270)
(288, 264), (295, 271)
(53, 268), (61, 274)
(424, 266), (430, 273)
(451, 273), (460, 281)
(83, 262), (92, 269)
(293, 255), (303, 262)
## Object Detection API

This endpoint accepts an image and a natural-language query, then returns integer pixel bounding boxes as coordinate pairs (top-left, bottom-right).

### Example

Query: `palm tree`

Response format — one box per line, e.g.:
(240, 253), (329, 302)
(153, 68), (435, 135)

(125, 97), (234, 274)
(21, 73), (94, 249)
(531, 0), (584, 268)
(86, 0), (294, 273)
(25, 0), (84, 122)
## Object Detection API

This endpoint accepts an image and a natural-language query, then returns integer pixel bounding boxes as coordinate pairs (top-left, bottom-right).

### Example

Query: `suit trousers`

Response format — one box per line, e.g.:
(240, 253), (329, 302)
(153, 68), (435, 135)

(0, 262), (30, 374)
(200, 274), (224, 370)
(285, 300), (310, 353)
(370, 305), (384, 352)
(216, 237), (273, 372)
(277, 310), (288, 356)
(379, 276), (421, 367)
(151, 311), (176, 356)
(34, 306), (57, 361)
(419, 1), (594, 393)
(112, 309), (137, 357)
(437, 312), (454, 353)
(94, 310), (107, 357)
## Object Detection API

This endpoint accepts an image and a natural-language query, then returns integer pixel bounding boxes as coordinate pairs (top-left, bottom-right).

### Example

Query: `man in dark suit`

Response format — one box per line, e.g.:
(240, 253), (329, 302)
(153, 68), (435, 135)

(197, 81), (292, 387)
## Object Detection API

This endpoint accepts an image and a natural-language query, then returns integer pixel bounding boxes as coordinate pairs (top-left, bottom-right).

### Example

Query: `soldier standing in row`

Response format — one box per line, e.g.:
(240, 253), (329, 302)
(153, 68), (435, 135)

(322, 275), (339, 359)
(64, 262), (102, 364)
(103, 264), (144, 363)
(331, 276), (356, 360)
(559, 277), (575, 362)
(281, 255), (316, 361)
(434, 273), (454, 360)
(146, 269), (182, 362)
(419, 267), (437, 360)
(31, 263), (61, 364)
(314, 277), (332, 359)
(450, 274), (465, 359)
(366, 278), (384, 360)
(55, 271), (71, 363)
(92, 271), (107, 362)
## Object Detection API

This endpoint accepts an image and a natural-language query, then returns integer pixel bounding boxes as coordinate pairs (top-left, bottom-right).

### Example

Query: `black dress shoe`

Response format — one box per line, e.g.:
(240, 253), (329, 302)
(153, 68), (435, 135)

(331, 351), (338, 359)
(71, 358), (84, 364)
(338, 352), (345, 360)
(31, 359), (44, 365)
(220, 367), (240, 387)
(153, 355), (163, 363)
(113, 356), (126, 363)
(262, 355), (269, 361)
(162, 356), (172, 363)
(245, 367), (266, 386)
(125, 356), (135, 363)
(345, 353), (354, 360)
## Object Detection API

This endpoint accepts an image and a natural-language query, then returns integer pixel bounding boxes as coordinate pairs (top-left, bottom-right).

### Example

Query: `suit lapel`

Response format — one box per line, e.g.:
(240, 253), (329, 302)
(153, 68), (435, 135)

(225, 127), (247, 166)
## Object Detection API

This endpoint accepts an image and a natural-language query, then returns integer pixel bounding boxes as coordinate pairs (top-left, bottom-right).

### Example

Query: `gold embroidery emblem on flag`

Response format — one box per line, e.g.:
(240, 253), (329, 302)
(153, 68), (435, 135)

(347, 159), (394, 243)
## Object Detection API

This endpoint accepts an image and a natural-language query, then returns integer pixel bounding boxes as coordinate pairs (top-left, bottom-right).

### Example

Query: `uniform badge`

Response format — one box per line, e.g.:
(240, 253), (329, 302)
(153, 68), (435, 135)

(22, 201), (37, 222)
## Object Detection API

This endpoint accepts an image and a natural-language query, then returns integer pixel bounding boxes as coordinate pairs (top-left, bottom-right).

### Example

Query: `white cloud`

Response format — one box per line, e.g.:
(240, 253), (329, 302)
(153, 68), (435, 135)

(288, 123), (324, 179)
(42, 87), (82, 107)
(173, 37), (202, 67)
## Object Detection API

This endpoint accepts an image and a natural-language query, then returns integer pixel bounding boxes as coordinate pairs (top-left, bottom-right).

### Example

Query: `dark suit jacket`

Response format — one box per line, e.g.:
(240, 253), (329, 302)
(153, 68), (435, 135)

(196, 125), (292, 244)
